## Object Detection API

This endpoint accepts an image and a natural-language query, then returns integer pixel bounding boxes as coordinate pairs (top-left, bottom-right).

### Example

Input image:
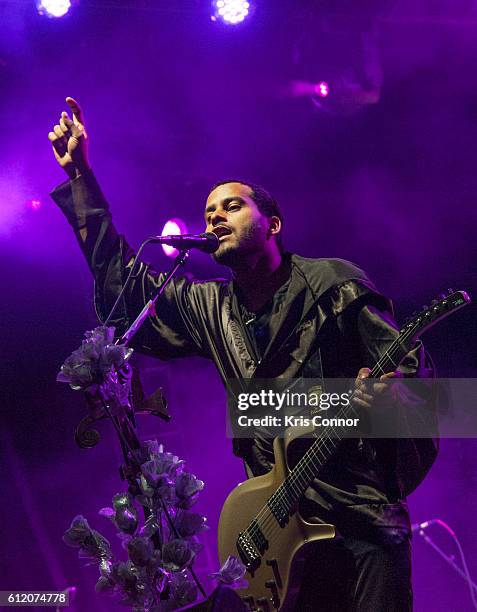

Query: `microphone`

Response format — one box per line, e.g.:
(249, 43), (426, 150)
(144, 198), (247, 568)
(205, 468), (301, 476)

(151, 232), (220, 253)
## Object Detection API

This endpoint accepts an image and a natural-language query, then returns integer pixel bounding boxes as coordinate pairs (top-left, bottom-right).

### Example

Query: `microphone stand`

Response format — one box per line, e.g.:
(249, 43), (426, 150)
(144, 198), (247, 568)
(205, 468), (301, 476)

(108, 247), (191, 481)
(119, 249), (189, 345)
(416, 525), (477, 606)
(74, 247), (207, 600)
(114, 248), (207, 598)
(419, 530), (477, 592)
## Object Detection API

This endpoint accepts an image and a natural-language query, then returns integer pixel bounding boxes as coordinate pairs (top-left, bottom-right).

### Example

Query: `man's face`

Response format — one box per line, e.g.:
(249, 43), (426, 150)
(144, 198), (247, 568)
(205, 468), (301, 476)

(204, 182), (269, 266)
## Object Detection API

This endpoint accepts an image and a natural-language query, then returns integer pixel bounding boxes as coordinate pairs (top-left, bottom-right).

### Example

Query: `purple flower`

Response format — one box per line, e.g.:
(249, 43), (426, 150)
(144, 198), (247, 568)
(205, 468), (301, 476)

(126, 536), (154, 567)
(139, 515), (159, 538)
(63, 515), (92, 547)
(132, 439), (161, 465)
(210, 556), (248, 588)
(141, 453), (184, 487)
(99, 493), (138, 535)
(113, 493), (139, 534)
(171, 571), (198, 607)
(95, 576), (114, 594)
(161, 539), (195, 571)
(174, 511), (208, 538)
(175, 473), (204, 508)
(57, 326), (133, 391)
(110, 561), (137, 588)
(63, 515), (111, 563)
(137, 480), (177, 511)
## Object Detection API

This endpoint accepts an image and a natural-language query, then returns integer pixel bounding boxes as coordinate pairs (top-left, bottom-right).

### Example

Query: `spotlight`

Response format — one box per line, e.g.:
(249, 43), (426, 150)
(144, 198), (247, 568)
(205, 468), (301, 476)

(36, 0), (72, 18)
(27, 198), (42, 211)
(212, 0), (251, 25)
(314, 81), (329, 98)
(311, 77), (380, 116)
(161, 218), (188, 258)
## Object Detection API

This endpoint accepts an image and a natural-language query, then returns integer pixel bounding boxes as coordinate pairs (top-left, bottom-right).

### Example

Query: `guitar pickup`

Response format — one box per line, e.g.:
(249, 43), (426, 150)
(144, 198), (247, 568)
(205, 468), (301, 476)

(250, 519), (268, 554)
(256, 597), (271, 611)
(237, 531), (261, 573)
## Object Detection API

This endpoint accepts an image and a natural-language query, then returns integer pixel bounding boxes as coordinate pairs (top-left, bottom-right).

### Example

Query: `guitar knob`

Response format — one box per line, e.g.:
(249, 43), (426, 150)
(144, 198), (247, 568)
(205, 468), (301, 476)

(242, 595), (256, 610)
(257, 597), (271, 611)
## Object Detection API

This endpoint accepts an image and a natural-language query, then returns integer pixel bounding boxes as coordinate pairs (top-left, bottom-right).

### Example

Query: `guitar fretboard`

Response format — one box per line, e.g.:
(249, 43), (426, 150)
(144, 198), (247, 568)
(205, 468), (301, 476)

(266, 330), (412, 521)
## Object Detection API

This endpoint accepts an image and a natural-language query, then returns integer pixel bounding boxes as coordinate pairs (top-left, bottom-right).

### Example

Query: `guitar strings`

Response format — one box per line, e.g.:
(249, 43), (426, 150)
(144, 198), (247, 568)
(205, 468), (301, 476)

(242, 325), (417, 548)
(251, 329), (418, 545)
(245, 337), (409, 546)
(254, 333), (409, 538)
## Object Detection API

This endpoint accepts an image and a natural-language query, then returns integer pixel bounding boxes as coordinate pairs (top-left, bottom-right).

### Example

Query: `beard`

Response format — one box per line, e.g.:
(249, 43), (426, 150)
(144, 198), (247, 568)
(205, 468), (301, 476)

(212, 220), (266, 268)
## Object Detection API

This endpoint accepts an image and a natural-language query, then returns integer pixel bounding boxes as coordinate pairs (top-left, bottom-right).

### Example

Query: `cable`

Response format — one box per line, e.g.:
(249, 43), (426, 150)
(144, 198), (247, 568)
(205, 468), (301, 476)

(103, 237), (156, 328)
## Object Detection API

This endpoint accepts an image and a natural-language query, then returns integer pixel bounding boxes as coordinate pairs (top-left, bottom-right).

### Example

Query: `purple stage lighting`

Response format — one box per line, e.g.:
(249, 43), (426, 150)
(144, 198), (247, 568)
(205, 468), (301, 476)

(212, 0), (251, 25)
(36, 0), (72, 18)
(161, 218), (188, 258)
(27, 198), (42, 211)
(314, 81), (330, 98)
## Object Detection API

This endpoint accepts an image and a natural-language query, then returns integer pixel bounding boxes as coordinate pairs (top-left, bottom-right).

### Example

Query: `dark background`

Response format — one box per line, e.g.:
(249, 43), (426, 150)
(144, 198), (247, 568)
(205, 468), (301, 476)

(1, 0), (476, 610)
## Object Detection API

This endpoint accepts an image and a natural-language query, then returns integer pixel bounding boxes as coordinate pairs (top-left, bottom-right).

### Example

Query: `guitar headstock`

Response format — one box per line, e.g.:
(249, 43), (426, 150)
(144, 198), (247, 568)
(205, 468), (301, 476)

(400, 289), (471, 345)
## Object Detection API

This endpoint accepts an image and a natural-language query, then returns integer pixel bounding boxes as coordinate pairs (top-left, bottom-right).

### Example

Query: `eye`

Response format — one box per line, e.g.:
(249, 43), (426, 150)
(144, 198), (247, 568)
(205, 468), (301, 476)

(227, 202), (241, 211)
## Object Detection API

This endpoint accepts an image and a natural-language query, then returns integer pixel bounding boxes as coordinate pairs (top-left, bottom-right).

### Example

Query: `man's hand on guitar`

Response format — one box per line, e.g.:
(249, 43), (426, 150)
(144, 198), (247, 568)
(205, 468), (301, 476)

(48, 97), (90, 179)
(353, 367), (402, 410)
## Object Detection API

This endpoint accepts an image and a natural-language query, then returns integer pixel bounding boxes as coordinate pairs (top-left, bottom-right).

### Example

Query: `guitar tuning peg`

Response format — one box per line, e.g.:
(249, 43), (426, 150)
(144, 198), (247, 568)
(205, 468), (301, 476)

(411, 310), (418, 317)
(422, 305), (429, 310)
(431, 299), (438, 306)
(438, 293), (446, 300)
(447, 288), (454, 295)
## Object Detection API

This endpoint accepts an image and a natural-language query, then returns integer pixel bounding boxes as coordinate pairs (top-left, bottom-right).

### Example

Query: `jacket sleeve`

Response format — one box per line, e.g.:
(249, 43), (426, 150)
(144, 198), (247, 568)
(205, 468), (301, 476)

(50, 170), (211, 360)
(329, 280), (439, 496)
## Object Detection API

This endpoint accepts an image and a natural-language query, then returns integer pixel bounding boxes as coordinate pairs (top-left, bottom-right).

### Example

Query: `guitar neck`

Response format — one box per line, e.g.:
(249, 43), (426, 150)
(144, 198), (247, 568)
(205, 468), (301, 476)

(267, 332), (409, 518)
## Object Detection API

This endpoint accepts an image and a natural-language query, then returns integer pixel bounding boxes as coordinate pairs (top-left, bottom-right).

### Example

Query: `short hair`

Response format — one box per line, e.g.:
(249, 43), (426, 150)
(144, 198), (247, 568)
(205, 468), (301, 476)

(209, 179), (284, 251)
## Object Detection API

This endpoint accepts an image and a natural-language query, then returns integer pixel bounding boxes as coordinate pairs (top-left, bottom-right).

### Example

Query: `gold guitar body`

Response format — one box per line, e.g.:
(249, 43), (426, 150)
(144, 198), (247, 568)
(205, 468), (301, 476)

(218, 430), (335, 611)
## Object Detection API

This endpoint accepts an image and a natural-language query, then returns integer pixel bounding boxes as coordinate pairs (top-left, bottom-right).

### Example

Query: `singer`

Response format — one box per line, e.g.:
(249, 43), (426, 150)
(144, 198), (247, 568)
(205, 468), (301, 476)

(49, 97), (437, 611)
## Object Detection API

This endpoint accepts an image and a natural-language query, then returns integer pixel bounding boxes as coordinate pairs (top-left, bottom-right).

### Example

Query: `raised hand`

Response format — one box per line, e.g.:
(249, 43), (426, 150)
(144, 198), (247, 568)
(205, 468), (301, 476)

(48, 97), (90, 179)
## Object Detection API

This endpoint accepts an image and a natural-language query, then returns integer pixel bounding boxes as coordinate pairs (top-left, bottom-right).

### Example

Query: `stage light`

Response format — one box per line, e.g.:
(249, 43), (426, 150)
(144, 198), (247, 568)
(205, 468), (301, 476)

(36, 0), (72, 18)
(27, 198), (42, 211)
(212, 0), (251, 25)
(161, 218), (188, 258)
(314, 81), (329, 98)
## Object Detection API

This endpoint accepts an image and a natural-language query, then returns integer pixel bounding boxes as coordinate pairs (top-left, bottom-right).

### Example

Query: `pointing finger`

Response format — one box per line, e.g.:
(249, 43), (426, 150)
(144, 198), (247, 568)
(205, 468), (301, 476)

(65, 96), (84, 124)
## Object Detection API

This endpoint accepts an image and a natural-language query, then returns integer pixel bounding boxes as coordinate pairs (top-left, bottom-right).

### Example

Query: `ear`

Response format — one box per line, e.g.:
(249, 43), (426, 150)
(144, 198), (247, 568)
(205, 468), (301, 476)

(267, 215), (282, 238)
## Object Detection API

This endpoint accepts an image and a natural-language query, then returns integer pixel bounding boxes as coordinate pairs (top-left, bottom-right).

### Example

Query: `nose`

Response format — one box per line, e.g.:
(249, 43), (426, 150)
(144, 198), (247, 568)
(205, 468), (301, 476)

(209, 208), (227, 227)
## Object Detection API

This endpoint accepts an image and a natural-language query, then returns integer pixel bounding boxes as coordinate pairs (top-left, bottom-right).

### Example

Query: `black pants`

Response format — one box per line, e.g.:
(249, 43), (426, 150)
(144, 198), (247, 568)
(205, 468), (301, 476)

(293, 533), (412, 611)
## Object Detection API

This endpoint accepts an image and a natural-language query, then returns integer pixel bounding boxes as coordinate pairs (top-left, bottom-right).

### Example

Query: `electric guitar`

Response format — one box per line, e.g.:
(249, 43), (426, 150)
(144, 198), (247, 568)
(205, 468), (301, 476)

(218, 290), (471, 611)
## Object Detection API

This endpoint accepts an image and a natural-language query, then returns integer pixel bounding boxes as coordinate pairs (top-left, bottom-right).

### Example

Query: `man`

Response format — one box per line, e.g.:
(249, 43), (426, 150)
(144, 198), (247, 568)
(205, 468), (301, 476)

(49, 98), (436, 611)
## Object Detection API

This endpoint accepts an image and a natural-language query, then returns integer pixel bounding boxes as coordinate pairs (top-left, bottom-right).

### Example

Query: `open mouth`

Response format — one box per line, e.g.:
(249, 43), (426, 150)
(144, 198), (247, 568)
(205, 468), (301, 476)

(212, 226), (232, 240)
